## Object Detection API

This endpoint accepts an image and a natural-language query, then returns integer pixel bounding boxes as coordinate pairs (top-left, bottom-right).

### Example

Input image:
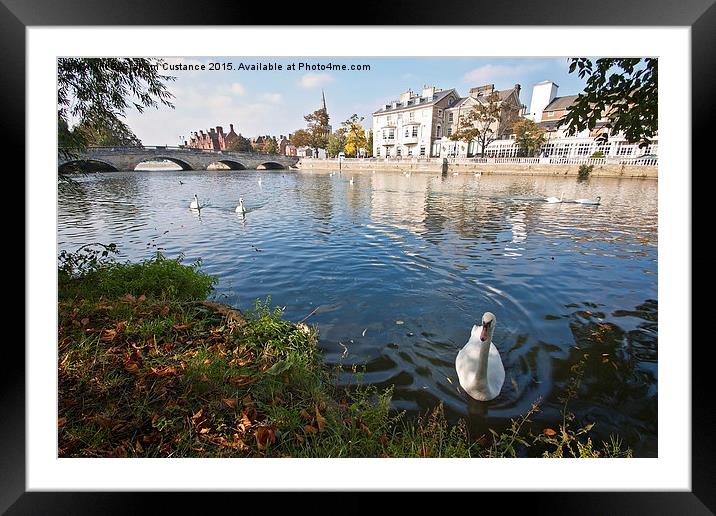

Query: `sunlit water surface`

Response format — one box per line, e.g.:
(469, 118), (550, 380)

(58, 169), (658, 456)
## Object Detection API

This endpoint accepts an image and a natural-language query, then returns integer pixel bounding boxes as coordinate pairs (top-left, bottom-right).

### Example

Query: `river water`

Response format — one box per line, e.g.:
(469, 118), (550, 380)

(58, 169), (658, 456)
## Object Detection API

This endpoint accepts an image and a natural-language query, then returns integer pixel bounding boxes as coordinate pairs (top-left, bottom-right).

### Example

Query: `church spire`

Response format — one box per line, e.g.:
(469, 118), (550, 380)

(321, 90), (327, 112)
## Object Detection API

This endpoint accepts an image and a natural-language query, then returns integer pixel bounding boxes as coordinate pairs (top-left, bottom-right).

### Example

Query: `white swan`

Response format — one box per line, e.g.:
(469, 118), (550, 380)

(573, 195), (601, 205)
(474, 172), (482, 177)
(544, 192), (564, 203)
(349, 177), (354, 185)
(235, 197), (246, 215)
(189, 194), (200, 210)
(455, 312), (505, 401)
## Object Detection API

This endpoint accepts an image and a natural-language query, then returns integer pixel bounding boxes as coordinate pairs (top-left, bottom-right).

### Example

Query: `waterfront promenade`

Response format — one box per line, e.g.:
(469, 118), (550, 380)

(297, 156), (658, 179)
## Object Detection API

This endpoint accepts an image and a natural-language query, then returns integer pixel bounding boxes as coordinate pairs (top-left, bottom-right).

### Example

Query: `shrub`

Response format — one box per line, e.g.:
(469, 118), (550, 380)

(590, 151), (605, 158)
(577, 164), (593, 180)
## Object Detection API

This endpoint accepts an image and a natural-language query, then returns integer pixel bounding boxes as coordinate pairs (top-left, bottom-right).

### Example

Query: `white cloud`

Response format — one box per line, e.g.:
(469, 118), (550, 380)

(463, 63), (546, 86)
(298, 73), (334, 89)
(259, 92), (282, 104)
(230, 83), (246, 95)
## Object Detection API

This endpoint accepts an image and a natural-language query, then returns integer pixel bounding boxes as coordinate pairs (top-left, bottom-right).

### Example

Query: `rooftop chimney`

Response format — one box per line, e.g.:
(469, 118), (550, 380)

(229, 123), (234, 132)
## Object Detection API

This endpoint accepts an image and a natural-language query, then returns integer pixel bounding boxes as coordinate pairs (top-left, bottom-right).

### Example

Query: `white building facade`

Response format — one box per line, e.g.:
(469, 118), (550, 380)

(372, 85), (460, 158)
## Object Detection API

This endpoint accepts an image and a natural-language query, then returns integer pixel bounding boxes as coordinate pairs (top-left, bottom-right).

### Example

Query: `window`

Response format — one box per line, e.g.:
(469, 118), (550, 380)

(437, 109), (443, 119)
(447, 127), (452, 137)
(396, 147), (402, 156)
(448, 113), (453, 123)
(412, 126), (418, 137)
(397, 113), (403, 121)
(420, 146), (426, 156)
(409, 111), (415, 121)
(407, 148), (413, 156)
(577, 143), (591, 155)
(388, 129), (395, 139)
(387, 116), (393, 124)
(436, 125), (442, 138)
(376, 147), (381, 156)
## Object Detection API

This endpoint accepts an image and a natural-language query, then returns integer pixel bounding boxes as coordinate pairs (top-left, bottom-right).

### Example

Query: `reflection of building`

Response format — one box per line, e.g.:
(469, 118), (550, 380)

(186, 124), (240, 150)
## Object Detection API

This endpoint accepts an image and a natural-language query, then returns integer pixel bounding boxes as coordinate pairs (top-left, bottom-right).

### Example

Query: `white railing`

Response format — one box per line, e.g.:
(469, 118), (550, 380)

(299, 156), (658, 167)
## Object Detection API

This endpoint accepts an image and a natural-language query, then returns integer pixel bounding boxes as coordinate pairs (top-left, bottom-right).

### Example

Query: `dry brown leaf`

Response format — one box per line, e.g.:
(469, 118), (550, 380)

(124, 362), (139, 373)
(222, 398), (238, 409)
(199, 427), (210, 434)
(138, 294), (147, 303)
(255, 426), (277, 449)
(315, 407), (327, 432)
(543, 428), (557, 437)
(150, 366), (177, 377)
(299, 409), (312, 421)
(58, 417), (67, 428)
(123, 294), (137, 303)
(304, 425), (317, 435)
(81, 317), (90, 326)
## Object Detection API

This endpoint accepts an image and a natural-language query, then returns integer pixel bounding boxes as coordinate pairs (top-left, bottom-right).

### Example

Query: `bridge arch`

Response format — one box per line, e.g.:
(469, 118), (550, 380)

(134, 156), (194, 171)
(257, 161), (286, 170)
(59, 159), (119, 173)
(207, 160), (247, 170)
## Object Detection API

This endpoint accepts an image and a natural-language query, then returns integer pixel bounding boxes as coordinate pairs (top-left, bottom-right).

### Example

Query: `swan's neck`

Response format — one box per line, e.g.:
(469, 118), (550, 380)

(476, 335), (491, 386)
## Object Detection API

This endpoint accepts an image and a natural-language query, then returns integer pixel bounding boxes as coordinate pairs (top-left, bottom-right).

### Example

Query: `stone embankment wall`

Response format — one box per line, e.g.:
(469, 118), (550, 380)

(296, 159), (657, 179)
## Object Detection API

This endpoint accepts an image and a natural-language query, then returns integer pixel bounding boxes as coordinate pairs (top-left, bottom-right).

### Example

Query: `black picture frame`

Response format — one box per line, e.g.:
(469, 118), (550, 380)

(7, 0), (711, 513)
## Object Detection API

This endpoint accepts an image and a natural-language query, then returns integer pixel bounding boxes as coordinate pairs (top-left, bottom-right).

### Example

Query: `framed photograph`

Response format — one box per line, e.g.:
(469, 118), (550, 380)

(9, 0), (710, 512)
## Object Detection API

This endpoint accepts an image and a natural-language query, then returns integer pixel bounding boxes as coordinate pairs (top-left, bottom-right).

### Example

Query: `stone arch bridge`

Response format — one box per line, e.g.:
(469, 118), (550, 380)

(59, 146), (298, 172)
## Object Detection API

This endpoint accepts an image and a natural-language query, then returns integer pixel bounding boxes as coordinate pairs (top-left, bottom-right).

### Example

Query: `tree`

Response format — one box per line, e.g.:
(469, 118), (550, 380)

(327, 128), (347, 157)
(366, 130), (373, 157)
(264, 137), (279, 155)
(290, 129), (311, 149)
(449, 92), (501, 157)
(73, 113), (143, 147)
(303, 108), (331, 157)
(227, 133), (253, 152)
(512, 118), (546, 157)
(558, 58), (657, 148)
(341, 114), (367, 158)
(57, 58), (175, 177)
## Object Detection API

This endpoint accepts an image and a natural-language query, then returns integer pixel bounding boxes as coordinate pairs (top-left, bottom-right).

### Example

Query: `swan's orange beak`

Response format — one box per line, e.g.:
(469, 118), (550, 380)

(480, 322), (490, 341)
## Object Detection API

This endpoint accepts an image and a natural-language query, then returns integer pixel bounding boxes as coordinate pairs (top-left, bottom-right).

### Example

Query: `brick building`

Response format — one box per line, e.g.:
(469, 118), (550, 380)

(186, 123), (240, 151)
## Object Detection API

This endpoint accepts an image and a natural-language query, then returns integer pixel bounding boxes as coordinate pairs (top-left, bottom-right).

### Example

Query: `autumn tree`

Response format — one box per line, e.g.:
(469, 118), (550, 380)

(327, 128), (347, 158)
(512, 118), (546, 157)
(558, 58), (657, 148)
(303, 107), (331, 157)
(290, 129), (311, 149)
(449, 92), (501, 157)
(366, 130), (373, 157)
(341, 114), (367, 158)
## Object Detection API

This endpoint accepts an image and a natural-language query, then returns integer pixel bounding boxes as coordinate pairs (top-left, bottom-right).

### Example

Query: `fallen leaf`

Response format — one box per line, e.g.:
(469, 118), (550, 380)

(222, 398), (238, 409)
(199, 427), (210, 434)
(123, 294), (137, 303)
(138, 294), (147, 303)
(124, 362), (139, 373)
(255, 426), (277, 449)
(150, 366), (177, 377)
(299, 409), (312, 421)
(81, 317), (90, 326)
(238, 411), (253, 432)
(134, 440), (144, 453)
(173, 323), (193, 331)
(543, 428), (557, 437)
(315, 407), (327, 432)
(58, 417), (67, 428)
(303, 425), (317, 435)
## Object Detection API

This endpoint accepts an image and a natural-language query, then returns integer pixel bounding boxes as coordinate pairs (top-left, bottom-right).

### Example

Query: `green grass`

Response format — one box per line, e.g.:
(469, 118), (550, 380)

(57, 247), (631, 458)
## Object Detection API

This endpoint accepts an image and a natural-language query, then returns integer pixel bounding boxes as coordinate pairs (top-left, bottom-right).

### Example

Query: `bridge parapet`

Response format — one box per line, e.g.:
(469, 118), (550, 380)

(59, 146), (299, 172)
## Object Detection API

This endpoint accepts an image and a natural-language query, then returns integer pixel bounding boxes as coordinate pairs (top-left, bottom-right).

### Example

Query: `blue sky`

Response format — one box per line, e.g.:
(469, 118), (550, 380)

(123, 57), (590, 145)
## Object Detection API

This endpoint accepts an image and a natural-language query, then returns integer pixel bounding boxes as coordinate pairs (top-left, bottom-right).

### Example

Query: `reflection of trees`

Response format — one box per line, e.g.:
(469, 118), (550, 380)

(549, 302), (658, 452)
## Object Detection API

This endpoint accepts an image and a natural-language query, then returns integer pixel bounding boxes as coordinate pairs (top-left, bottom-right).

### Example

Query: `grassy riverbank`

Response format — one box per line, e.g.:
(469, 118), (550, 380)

(58, 247), (631, 458)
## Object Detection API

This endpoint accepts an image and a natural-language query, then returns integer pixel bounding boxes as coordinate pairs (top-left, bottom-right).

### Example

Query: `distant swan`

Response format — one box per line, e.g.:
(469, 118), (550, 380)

(189, 194), (200, 209)
(474, 172), (482, 177)
(235, 197), (246, 214)
(544, 192), (564, 203)
(455, 312), (505, 401)
(453, 172), (459, 176)
(349, 177), (354, 185)
(573, 195), (601, 205)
